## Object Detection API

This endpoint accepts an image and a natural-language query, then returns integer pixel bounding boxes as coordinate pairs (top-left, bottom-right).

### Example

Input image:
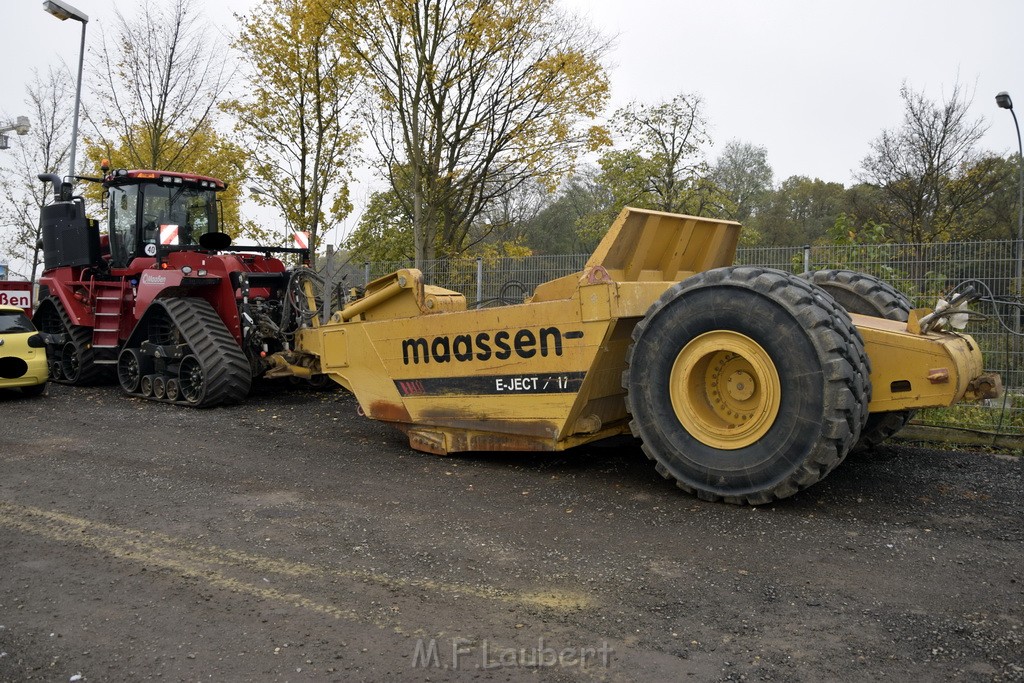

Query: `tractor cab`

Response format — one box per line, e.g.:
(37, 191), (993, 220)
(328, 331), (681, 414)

(104, 169), (226, 269)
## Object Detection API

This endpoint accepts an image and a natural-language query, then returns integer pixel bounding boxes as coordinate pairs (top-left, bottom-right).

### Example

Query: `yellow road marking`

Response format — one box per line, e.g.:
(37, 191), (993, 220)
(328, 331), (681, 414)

(0, 501), (593, 614)
(0, 500), (617, 682)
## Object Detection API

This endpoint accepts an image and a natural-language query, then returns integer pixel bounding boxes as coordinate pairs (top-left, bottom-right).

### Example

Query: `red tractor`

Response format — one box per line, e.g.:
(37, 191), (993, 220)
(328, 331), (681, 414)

(34, 168), (319, 407)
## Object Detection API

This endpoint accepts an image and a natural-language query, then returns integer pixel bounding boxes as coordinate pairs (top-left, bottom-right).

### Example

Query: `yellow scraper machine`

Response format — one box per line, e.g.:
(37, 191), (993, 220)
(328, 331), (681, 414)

(286, 208), (1000, 504)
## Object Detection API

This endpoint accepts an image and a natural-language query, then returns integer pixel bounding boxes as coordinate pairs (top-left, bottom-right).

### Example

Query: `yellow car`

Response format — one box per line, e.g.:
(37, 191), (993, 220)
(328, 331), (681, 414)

(0, 304), (48, 397)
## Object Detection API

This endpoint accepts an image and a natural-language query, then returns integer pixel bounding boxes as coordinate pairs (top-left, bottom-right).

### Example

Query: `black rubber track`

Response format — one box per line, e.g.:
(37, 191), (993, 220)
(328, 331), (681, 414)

(800, 269), (915, 451)
(624, 266), (871, 505)
(34, 296), (108, 386)
(123, 297), (251, 408)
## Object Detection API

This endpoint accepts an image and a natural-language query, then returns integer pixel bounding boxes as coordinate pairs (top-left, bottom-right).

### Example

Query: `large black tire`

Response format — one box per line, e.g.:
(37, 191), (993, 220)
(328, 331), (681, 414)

(799, 269), (912, 320)
(800, 269), (915, 451)
(160, 298), (252, 407)
(33, 296), (107, 386)
(624, 267), (871, 505)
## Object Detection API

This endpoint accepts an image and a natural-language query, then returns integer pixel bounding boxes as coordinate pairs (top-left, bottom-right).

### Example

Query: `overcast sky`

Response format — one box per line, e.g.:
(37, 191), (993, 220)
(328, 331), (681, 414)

(1, 0), (1022, 244)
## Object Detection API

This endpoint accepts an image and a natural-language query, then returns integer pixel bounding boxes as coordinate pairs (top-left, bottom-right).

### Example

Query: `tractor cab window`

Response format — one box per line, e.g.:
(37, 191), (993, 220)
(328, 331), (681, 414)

(107, 180), (219, 266)
(108, 185), (138, 267)
(140, 185), (217, 249)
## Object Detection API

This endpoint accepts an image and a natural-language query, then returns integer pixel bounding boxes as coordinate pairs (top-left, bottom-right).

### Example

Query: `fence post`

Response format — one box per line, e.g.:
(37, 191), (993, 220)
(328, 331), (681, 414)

(476, 257), (483, 308)
(363, 261), (370, 288)
(803, 245), (811, 273)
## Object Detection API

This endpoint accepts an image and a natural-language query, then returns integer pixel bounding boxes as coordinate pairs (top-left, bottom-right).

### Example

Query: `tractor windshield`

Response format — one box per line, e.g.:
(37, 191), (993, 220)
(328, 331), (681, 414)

(108, 181), (219, 267)
(139, 185), (218, 249)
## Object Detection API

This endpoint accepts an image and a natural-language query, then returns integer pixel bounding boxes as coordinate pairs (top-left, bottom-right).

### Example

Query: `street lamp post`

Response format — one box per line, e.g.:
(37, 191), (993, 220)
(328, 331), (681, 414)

(43, 0), (89, 180)
(996, 91), (1024, 372)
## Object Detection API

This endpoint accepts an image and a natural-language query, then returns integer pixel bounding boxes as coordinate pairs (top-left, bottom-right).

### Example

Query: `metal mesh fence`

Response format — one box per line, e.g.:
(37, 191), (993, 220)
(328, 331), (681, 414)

(358, 254), (591, 306)
(738, 241), (1022, 438)
(351, 241), (1023, 438)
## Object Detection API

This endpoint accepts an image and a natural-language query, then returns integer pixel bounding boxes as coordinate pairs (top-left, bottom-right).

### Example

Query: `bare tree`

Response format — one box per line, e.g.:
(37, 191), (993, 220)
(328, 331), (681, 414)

(0, 68), (75, 284)
(576, 92), (717, 246)
(858, 81), (999, 242)
(343, 0), (610, 267)
(87, 0), (232, 170)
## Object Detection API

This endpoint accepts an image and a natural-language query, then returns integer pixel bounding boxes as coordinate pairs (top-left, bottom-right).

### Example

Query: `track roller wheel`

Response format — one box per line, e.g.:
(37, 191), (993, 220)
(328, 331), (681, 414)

(60, 341), (87, 383)
(35, 296), (106, 385)
(126, 298), (251, 407)
(165, 378), (181, 402)
(625, 266), (871, 505)
(152, 375), (167, 400)
(141, 375), (155, 398)
(178, 355), (206, 405)
(117, 348), (151, 394)
(800, 269), (915, 451)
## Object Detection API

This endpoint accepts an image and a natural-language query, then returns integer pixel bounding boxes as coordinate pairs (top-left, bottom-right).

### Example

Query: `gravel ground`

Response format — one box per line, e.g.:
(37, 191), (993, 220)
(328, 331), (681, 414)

(0, 382), (1021, 682)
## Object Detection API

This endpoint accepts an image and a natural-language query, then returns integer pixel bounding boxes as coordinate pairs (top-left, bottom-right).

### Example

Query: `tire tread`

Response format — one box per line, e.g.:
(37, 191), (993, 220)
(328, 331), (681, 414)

(624, 266), (871, 505)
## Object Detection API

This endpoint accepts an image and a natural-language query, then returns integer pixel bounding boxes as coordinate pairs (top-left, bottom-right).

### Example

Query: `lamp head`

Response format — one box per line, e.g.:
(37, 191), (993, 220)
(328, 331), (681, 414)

(42, 0), (88, 23)
(997, 92), (1013, 110)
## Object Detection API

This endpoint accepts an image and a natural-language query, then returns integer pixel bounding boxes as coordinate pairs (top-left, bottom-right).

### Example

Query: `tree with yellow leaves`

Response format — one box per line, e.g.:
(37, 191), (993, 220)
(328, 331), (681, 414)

(84, 123), (248, 238)
(224, 0), (362, 267)
(341, 0), (610, 269)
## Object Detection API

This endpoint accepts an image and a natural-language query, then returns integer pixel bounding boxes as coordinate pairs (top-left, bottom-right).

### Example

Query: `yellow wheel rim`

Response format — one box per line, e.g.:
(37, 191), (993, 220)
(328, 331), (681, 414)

(669, 331), (782, 450)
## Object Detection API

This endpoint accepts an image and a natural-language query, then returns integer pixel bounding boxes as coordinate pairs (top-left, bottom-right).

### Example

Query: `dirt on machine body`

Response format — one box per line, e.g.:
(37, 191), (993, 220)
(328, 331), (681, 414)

(288, 208), (1001, 504)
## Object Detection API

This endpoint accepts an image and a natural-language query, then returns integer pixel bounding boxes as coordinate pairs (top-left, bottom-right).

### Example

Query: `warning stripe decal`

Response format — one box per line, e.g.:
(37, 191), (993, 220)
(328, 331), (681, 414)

(159, 224), (179, 245)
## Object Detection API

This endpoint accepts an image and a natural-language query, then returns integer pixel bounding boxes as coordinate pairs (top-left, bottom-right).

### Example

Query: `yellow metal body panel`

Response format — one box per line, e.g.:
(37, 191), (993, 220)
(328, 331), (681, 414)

(531, 210), (741, 303)
(289, 208), (993, 454)
(853, 313), (984, 411)
(339, 269), (468, 323)
(583, 209), (741, 282)
(311, 284), (627, 451)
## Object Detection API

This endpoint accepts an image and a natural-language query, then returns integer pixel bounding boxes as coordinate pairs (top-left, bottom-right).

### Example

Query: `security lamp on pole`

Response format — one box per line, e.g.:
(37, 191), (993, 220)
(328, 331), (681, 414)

(996, 90), (1024, 345)
(0, 117), (32, 150)
(43, 0), (88, 180)
(43, 0), (87, 21)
